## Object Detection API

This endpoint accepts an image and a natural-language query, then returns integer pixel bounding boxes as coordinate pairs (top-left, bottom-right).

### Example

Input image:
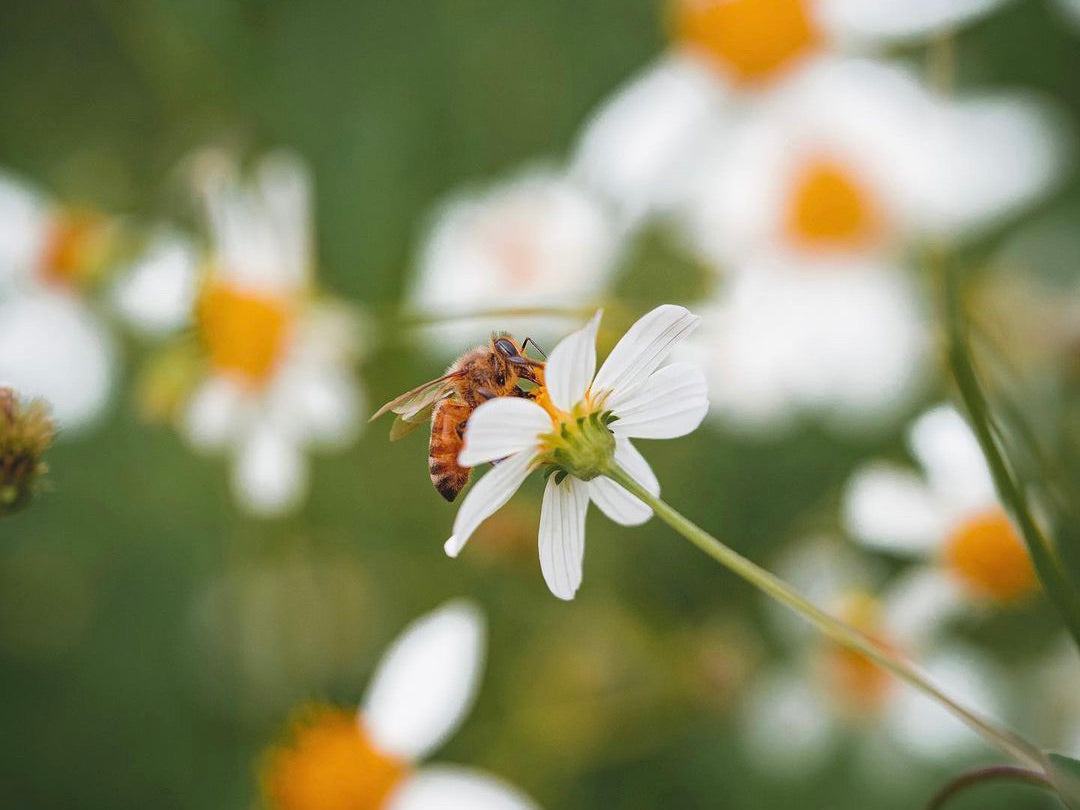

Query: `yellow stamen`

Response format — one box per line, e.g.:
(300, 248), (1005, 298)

(262, 705), (407, 810)
(672, 0), (822, 85)
(943, 508), (1037, 603)
(38, 209), (107, 287)
(197, 281), (293, 387)
(819, 592), (897, 715)
(785, 156), (882, 252)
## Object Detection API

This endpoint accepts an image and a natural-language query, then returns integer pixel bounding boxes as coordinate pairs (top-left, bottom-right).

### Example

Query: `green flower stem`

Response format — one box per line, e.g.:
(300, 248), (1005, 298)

(939, 256), (1080, 654)
(924, 765), (1056, 810)
(603, 462), (1049, 773)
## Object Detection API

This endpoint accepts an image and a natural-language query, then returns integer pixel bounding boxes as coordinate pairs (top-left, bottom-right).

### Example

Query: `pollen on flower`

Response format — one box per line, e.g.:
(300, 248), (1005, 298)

(38, 209), (107, 287)
(672, 0), (821, 85)
(818, 593), (897, 716)
(262, 705), (408, 810)
(785, 156), (882, 252)
(943, 508), (1037, 603)
(198, 281), (293, 386)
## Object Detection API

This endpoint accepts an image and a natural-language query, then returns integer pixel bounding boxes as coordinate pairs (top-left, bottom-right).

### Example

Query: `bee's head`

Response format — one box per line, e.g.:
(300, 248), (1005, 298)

(492, 335), (542, 384)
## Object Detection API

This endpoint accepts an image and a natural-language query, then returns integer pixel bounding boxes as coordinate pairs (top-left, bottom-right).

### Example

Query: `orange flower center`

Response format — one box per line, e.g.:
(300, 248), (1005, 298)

(262, 706), (408, 810)
(785, 156), (882, 252)
(197, 281), (293, 387)
(38, 209), (106, 287)
(672, 0), (822, 85)
(820, 593), (896, 715)
(943, 508), (1037, 603)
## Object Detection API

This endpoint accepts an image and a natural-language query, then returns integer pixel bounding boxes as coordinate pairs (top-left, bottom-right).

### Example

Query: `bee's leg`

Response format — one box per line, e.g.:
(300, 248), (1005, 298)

(522, 337), (547, 358)
(475, 387), (497, 401)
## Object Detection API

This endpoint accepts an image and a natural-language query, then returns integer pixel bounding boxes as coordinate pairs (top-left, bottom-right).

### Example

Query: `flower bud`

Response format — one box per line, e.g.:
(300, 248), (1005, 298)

(0, 387), (56, 517)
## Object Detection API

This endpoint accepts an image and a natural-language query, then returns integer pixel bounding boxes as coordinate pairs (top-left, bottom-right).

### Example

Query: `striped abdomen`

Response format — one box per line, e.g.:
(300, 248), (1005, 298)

(429, 399), (472, 502)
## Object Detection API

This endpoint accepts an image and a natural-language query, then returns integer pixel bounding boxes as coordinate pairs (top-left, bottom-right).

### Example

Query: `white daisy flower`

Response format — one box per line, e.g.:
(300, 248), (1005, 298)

(110, 228), (198, 338)
(741, 538), (1007, 780)
(842, 404), (1038, 609)
(572, 0), (1014, 225)
(179, 151), (365, 517)
(261, 600), (541, 810)
(410, 166), (619, 351)
(445, 304), (709, 599)
(0, 171), (118, 433)
(678, 57), (1060, 430)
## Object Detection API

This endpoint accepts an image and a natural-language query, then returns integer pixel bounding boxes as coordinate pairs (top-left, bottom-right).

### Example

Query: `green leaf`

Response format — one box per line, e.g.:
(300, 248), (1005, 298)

(1049, 752), (1080, 809)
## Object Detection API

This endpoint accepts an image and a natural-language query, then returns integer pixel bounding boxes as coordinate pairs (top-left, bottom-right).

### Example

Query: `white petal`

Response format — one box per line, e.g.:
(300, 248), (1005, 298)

(387, 766), (540, 810)
(182, 377), (245, 451)
(740, 671), (839, 777)
(587, 438), (658, 526)
(591, 305), (700, 402)
(841, 462), (945, 555)
(232, 426), (307, 517)
(271, 365), (361, 449)
(445, 450), (536, 557)
(537, 475), (590, 600)
(544, 310), (602, 412)
(458, 399), (551, 467)
(882, 567), (967, 649)
(819, 0), (1008, 43)
(0, 291), (115, 433)
(607, 362), (708, 439)
(907, 405), (997, 511)
(362, 601), (485, 762)
(0, 172), (48, 288)
(111, 231), (198, 336)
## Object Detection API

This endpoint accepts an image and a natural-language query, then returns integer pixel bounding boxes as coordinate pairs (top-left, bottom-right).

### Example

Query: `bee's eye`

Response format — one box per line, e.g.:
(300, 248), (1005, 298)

(495, 372), (506, 386)
(493, 338), (519, 358)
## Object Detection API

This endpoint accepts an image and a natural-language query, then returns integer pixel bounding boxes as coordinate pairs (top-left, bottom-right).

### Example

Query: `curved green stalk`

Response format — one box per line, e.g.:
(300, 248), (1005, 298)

(923, 765), (1056, 810)
(603, 462), (1049, 773)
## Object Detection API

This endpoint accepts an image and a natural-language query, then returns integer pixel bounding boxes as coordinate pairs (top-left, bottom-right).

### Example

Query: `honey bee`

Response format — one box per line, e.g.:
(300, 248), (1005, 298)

(370, 335), (544, 502)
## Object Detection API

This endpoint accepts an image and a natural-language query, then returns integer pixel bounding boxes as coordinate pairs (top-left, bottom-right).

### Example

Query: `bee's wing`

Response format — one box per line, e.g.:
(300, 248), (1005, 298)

(369, 371), (464, 422)
(388, 400), (437, 441)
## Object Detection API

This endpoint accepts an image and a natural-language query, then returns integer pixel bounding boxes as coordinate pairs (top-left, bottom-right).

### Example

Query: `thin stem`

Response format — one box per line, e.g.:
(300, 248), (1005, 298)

(603, 462), (1049, 773)
(939, 255), (1080, 654)
(924, 766), (1056, 810)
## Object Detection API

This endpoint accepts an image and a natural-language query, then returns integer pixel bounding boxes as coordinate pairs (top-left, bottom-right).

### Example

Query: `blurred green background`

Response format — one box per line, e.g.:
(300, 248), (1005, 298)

(1, 1), (1078, 808)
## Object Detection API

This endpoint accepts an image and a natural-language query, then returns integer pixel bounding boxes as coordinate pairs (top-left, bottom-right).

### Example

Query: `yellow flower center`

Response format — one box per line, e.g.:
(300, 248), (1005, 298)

(38, 209), (107, 287)
(197, 281), (294, 387)
(942, 508), (1037, 603)
(785, 156), (882, 252)
(819, 592), (896, 716)
(262, 705), (408, 810)
(672, 0), (822, 85)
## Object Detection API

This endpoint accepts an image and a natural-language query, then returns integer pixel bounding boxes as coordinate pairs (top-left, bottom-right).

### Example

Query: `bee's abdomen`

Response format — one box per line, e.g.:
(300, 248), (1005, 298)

(429, 400), (472, 502)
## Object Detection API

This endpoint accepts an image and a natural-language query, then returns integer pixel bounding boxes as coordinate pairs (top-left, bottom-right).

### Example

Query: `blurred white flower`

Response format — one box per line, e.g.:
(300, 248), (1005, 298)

(842, 404), (1038, 608)
(678, 57), (1060, 430)
(262, 600), (542, 810)
(179, 151), (365, 517)
(410, 167), (619, 351)
(0, 171), (118, 433)
(446, 305), (708, 599)
(111, 228), (198, 338)
(741, 538), (1007, 780)
(572, 0), (1015, 225)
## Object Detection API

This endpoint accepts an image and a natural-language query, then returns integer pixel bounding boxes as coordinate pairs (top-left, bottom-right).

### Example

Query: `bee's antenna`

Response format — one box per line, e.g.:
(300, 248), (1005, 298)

(522, 337), (547, 359)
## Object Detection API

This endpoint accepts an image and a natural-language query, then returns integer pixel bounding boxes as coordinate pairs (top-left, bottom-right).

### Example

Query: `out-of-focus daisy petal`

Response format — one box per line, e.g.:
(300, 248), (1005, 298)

(592, 305), (701, 399)
(587, 438), (658, 526)
(607, 361), (708, 439)
(271, 365), (361, 449)
(183, 377), (246, 451)
(112, 231), (198, 337)
(571, 54), (728, 227)
(885, 644), (1002, 761)
(907, 405), (997, 511)
(741, 671), (839, 777)
(362, 601), (485, 763)
(232, 426), (307, 517)
(387, 766), (541, 810)
(819, 0), (1009, 44)
(923, 95), (1063, 236)
(256, 151), (312, 288)
(458, 399), (550, 467)
(842, 462), (945, 554)
(0, 291), (114, 433)
(882, 567), (967, 649)
(445, 450), (537, 557)
(538, 474), (590, 600)
(544, 310), (602, 412)
(0, 173), (48, 287)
